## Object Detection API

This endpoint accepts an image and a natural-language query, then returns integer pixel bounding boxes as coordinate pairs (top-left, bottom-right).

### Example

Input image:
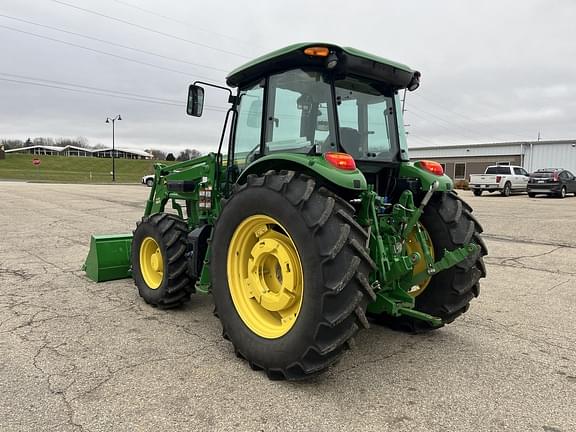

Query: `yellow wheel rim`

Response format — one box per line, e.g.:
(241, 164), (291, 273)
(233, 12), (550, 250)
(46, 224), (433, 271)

(406, 224), (435, 297)
(227, 215), (304, 339)
(139, 237), (164, 289)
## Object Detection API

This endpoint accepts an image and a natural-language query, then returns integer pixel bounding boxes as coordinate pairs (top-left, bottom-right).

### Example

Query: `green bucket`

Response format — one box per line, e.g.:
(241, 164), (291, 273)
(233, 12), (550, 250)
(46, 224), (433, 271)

(83, 234), (133, 282)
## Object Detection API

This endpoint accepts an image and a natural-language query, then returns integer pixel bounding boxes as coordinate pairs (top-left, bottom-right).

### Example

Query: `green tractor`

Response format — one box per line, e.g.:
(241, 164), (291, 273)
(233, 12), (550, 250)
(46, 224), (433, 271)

(84, 43), (487, 379)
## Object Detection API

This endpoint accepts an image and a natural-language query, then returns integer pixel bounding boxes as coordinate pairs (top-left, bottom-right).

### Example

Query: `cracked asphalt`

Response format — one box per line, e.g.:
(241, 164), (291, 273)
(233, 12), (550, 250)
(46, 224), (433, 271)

(0, 182), (575, 432)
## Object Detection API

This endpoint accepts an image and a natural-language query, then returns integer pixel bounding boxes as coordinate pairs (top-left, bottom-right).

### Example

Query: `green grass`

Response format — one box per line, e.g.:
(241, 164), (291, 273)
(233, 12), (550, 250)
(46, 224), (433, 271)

(0, 153), (168, 183)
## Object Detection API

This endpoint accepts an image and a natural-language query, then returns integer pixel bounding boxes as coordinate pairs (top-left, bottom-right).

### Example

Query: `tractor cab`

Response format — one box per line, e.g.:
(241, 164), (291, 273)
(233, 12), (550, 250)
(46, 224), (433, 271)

(188, 43), (421, 195)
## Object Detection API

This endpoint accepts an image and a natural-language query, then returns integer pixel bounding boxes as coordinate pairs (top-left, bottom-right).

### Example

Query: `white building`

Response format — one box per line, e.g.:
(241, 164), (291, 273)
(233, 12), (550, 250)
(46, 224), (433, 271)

(409, 139), (576, 180)
(6, 145), (152, 160)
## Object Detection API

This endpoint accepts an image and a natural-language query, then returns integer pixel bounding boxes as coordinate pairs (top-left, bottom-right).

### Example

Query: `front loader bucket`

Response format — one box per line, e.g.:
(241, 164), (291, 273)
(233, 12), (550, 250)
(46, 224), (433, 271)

(82, 234), (133, 282)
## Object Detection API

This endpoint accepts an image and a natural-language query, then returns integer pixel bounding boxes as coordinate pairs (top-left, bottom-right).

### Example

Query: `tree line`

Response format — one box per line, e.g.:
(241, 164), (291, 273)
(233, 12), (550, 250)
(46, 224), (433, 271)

(1, 137), (102, 150)
(145, 148), (202, 161)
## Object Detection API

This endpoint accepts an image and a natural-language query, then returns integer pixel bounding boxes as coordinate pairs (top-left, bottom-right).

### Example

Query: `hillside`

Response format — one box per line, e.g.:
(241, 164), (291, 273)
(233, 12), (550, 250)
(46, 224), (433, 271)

(0, 153), (168, 183)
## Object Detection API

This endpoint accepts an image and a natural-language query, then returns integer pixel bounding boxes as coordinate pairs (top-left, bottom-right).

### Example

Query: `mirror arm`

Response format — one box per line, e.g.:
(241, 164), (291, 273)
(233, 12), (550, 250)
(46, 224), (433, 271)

(193, 80), (235, 104)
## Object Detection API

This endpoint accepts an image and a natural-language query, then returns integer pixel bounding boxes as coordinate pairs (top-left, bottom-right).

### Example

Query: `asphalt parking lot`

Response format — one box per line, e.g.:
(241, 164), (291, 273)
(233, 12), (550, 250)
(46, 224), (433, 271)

(0, 182), (575, 432)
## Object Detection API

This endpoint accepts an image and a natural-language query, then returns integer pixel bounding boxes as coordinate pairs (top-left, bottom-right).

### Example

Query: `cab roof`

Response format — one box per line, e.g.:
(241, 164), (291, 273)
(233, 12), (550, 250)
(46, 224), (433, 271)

(226, 42), (420, 90)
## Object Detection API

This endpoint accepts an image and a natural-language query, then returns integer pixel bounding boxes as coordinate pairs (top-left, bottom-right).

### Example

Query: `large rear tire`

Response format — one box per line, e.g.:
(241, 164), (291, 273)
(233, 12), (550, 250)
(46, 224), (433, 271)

(131, 213), (193, 308)
(374, 191), (487, 333)
(211, 171), (375, 380)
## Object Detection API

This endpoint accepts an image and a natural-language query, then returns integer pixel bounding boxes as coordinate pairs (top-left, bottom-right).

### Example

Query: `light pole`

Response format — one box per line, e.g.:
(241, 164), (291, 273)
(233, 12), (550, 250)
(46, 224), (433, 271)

(105, 115), (122, 182)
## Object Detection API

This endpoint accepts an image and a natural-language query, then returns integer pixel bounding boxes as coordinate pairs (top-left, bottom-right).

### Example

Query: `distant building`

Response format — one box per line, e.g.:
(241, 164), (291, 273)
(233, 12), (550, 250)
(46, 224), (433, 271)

(409, 139), (576, 179)
(5, 145), (152, 160)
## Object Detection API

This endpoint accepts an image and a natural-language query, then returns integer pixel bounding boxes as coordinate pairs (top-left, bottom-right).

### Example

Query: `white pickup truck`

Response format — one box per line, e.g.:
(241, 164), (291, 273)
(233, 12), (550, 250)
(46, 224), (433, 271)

(469, 165), (529, 196)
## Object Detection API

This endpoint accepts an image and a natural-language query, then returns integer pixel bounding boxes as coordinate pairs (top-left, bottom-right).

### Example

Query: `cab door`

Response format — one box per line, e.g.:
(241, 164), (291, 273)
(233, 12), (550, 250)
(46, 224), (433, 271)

(563, 171), (576, 193)
(513, 167), (530, 190)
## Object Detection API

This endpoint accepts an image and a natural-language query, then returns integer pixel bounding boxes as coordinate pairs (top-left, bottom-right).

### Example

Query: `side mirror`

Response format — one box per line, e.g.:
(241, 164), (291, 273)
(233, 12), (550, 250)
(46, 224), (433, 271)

(187, 85), (205, 117)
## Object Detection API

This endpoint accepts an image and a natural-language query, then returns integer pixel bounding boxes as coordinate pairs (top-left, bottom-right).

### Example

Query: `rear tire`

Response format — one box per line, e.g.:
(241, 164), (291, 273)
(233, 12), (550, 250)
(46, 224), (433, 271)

(146, 178), (154, 187)
(528, 192), (536, 198)
(558, 186), (567, 199)
(473, 189), (482, 196)
(211, 171), (375, 380)
(373, 191), (487, 333)
(501, 182), (512, 197)
(131, 213), (193, 308)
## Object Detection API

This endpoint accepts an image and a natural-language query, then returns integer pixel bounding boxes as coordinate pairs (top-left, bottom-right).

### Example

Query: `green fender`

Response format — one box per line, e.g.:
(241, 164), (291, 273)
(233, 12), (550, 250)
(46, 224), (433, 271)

(400, 161), (453, 192)
(237, 153), (367, 191)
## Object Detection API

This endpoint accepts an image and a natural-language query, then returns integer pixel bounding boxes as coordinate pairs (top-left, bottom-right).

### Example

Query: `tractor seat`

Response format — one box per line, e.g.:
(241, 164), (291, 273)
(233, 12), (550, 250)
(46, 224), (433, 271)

(339, 127), (362, 158)
(322, 127), (362, 158)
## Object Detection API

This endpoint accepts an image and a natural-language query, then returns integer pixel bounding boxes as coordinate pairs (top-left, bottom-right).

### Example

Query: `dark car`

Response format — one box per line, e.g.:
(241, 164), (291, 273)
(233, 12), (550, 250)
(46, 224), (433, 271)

(527, 168), (576, 198)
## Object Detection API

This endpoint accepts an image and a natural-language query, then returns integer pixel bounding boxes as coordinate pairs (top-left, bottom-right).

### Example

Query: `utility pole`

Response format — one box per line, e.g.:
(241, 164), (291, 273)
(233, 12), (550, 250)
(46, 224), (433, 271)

(105, 115), (122, 182)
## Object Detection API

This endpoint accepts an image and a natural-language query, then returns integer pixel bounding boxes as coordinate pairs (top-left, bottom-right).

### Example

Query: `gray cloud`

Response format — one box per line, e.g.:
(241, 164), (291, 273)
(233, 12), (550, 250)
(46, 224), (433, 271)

(1, 0), (575, 154)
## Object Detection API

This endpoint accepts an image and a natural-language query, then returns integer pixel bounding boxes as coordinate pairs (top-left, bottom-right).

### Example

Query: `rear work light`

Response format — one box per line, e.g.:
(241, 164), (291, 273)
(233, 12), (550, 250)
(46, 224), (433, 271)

(417, 160), (444, 176)
(324, 152), (356, 171)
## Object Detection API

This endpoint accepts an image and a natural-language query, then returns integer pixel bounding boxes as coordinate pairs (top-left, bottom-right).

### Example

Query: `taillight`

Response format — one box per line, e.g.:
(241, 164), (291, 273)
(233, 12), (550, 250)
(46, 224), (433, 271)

(417, 160), (444, 176)
(496, 176), (502, 183)
(553, 171), (559, 182)
(324, 152), (356, 171)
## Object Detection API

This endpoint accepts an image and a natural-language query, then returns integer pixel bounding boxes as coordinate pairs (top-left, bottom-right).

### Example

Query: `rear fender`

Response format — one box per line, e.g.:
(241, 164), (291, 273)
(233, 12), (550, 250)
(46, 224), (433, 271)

(236, 153), (367, 192)
(400, 161), (453, 192)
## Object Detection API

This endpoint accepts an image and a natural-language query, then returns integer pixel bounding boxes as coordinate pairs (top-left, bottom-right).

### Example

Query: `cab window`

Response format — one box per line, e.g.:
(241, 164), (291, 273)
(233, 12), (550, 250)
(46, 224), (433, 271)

(234, 81), (264, 169)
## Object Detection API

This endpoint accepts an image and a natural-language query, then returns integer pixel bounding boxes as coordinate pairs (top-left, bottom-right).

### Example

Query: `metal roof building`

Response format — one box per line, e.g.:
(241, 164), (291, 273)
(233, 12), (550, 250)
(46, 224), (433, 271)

(6, 145), (152, 159)
(408, 139), (576, 180)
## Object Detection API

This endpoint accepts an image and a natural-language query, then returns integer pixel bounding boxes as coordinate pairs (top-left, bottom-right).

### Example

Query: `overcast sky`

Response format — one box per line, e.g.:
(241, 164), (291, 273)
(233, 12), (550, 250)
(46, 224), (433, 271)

(1, 0), (575, 154)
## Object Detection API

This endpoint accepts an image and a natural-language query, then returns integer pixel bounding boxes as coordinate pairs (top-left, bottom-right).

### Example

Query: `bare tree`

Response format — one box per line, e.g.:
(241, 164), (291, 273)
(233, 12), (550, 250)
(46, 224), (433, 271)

(176, 148), (202, 161)
(0, 139), (24, 150)
(146, 149), (167, 160)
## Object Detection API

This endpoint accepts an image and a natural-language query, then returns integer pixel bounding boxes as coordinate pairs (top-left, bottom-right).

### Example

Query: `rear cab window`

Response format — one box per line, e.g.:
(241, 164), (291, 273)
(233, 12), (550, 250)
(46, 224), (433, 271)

(485, 166), (511, 175)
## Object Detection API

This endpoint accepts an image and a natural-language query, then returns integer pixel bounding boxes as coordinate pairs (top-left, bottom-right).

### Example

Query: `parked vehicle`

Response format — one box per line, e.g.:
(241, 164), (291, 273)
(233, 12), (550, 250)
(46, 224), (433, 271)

(527, 169), (576, 198)
(469, 165), (529, 196)
(141, 174), (154, 187)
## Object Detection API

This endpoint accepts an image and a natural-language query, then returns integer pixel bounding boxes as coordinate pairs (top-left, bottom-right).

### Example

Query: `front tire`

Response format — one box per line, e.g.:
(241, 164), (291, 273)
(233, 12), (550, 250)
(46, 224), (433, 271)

(131, 213), (193, 308)
(375, 191), (487, 333)
(528, 192), (536, 198)
(473, 189), (482, 196)
(211, 171), (375, 380)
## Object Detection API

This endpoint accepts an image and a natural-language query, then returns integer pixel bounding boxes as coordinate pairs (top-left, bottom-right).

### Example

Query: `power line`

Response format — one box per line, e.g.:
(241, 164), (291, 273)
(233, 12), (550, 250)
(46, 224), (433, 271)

(0, 24), (218, 81)
(0, 13), (228, 74)
(410, 92), (531, 141)
(48, 0), (250, 59)
(0, 71), (180, 104)
(0, 75), (228, 112)
(111, 0), (259, 50)
(407, 109), (488, 143)
(408, 105), (509, 143)
(0, 77), (183, 107)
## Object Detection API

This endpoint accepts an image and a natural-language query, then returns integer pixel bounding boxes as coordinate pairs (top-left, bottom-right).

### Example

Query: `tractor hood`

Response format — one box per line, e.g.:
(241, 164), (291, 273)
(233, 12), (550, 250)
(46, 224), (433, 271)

(226, 42), (420, 91)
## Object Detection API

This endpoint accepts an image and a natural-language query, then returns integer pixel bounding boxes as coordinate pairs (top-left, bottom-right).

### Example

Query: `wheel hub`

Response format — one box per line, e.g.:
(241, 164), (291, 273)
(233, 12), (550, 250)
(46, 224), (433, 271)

(247, 236), (298, 312)
(139, 237), (163, 289)
(405, 224), (435, 297)
(227, 215), (304, 339)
